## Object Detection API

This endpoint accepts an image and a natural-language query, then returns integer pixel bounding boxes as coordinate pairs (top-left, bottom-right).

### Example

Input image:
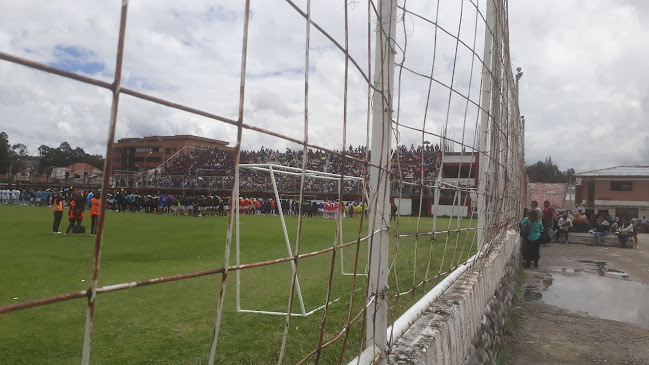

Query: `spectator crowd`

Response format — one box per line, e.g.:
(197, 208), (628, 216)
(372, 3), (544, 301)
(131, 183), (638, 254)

(112, 144), (443, 196)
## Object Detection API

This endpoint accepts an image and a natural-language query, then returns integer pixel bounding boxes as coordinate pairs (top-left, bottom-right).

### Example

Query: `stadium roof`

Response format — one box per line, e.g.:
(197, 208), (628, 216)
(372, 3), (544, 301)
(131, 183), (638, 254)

(574, 166), (649, 178)
(115, 135), (228, 145)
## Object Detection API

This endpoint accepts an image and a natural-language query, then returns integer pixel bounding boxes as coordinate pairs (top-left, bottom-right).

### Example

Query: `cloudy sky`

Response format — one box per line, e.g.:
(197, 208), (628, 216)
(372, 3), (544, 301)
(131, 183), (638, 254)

(0, 0), (647, 172)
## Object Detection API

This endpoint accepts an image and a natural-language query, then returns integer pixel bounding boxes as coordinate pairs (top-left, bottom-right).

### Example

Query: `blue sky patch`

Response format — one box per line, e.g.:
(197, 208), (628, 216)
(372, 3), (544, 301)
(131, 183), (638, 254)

(49, 45), (104, 74)
(247, 66), (314, 79)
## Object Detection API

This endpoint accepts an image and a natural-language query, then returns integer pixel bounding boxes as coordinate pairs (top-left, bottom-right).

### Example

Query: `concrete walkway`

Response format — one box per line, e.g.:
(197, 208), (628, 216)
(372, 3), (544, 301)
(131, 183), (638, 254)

(507, 233), (649, 365)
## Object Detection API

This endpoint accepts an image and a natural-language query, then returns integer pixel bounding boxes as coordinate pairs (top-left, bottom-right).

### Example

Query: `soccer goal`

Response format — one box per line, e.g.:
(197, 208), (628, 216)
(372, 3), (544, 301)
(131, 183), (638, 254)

(235, 163), (368, 317)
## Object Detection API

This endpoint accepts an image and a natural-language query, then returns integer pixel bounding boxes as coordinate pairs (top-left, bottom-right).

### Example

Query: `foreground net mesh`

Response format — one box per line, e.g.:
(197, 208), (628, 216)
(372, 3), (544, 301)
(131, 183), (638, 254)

(0, 0), (524, 363)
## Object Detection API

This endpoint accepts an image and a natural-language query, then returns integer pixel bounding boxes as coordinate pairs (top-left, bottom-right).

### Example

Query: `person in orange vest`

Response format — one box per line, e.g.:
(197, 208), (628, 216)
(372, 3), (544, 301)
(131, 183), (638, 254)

(65, 195), (85, 235)
(90, 192), (101, 236)
(52, 195), (64, 234)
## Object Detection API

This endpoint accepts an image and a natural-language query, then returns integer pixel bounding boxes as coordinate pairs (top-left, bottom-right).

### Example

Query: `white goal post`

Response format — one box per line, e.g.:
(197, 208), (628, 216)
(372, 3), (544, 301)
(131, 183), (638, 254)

(235, 163), (368, 317)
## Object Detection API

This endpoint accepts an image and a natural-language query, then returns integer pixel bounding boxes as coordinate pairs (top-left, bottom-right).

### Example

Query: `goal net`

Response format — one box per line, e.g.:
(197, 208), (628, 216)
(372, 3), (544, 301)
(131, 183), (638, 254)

(236, 164), (368, 316)
(0, 0), (524, 364)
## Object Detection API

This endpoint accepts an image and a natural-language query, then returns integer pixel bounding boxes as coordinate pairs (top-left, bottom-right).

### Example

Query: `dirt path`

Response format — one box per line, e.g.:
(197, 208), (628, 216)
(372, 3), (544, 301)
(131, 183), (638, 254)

(507, 234), (649, 365)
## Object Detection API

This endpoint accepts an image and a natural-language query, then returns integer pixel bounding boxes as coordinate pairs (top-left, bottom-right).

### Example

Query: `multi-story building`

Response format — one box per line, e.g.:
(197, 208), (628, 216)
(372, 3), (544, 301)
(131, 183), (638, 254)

(574, 166), (649, 219)
(110, 135), (230, 174)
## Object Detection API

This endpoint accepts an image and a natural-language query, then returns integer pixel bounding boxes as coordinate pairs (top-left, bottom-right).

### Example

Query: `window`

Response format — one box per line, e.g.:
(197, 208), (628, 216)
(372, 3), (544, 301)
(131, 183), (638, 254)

(165, 148), (171, 154)
(135, 146), (162, 153)
(616, 207), (638, 218)
(610, 181), (632, 191)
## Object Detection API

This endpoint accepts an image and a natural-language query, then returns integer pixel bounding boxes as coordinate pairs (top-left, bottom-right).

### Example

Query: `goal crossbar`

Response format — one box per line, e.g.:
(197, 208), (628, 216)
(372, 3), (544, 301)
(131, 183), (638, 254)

(240, 163), (364, 182)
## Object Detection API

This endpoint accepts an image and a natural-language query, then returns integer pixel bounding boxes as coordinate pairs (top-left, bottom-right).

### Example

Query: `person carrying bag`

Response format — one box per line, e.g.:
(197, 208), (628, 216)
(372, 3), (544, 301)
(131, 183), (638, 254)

(520, 210), (544, 268)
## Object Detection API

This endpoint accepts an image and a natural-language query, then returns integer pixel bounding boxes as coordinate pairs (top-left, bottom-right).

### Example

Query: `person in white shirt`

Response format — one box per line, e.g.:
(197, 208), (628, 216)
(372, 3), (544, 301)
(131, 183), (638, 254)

(616, 218), (634, 248)
(556, 213), (572, 243)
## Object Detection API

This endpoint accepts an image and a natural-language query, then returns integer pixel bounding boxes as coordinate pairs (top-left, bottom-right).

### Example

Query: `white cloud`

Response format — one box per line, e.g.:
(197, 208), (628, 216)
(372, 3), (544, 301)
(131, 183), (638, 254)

(509, 0), (649, 171)
(1, 0), (646, 173)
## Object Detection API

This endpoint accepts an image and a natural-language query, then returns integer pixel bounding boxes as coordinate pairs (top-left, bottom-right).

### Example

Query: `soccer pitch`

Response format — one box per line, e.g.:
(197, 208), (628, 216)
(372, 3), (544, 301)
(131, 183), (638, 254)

(0, 205), (476, 364)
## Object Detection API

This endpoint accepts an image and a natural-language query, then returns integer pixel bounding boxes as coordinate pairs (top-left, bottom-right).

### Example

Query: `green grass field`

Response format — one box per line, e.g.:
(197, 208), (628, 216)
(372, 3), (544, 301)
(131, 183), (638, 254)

(0, 205), (476, 364)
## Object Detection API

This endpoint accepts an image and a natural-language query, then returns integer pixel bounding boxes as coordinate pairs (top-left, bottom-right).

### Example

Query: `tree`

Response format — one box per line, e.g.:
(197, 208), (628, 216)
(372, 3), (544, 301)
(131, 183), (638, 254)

(0, 132), (10, 174)
(525, 156), (574, 183)
(37, 142), (104, 174)
(12, 143), (28, 156)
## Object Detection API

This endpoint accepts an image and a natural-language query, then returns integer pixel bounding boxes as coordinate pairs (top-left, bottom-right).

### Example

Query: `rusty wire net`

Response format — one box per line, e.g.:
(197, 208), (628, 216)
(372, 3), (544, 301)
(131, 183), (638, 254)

(0, 0), (524, 363)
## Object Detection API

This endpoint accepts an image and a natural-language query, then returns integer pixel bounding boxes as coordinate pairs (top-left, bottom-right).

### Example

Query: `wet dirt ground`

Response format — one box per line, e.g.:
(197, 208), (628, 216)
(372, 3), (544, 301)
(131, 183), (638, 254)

(508, 233), (649, 365)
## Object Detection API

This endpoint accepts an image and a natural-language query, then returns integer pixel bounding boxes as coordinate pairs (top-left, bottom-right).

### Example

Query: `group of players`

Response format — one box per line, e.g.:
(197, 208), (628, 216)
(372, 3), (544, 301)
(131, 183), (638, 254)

(235, 198), (368, 219)
(101, 190), (370, 219)
(107, 191), (228, 216)
(0, 188), (53, 206)
(1, 186), (370, 235)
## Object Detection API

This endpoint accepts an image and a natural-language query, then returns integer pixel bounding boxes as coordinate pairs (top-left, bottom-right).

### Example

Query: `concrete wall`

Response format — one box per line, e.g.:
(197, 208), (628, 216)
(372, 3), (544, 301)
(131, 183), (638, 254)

(434, 204), (469, 217)
(394, 198), (413, 215)
(389, 231), (519, 364)
(592, 180), (649, 201)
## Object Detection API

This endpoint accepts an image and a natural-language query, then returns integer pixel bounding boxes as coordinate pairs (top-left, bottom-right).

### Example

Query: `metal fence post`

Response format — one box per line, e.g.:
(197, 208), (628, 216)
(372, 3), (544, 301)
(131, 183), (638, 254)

(367, 0), (396, 360)
(477, 0), (496, 251)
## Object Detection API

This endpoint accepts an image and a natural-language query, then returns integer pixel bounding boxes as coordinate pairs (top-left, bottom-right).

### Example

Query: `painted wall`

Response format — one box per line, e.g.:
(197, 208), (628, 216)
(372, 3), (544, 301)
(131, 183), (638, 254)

(394, 198), (413, 215)
(584, 180), (649, 202)
(434, 203), (469, 217)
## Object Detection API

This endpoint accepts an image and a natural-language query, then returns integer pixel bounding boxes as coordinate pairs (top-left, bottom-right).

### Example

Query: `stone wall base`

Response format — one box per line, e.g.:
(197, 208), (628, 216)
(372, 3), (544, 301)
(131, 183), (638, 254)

(388, 231), (520, 364)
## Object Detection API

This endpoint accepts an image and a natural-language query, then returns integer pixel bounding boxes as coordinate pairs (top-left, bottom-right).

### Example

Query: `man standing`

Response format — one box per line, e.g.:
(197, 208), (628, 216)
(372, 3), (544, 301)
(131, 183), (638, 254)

(556, 213), (572, 243)
(391, 202), (398, 221)
(86, 190), (94, 209)
(52, 195), (64, 233)
(531, 201), (542, 218)
(90, 192), (101, 236)
(542, 200), (555, 245)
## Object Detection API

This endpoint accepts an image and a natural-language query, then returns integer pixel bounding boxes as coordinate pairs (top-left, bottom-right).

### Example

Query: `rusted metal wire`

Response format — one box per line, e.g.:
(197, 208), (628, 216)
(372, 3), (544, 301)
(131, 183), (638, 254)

(81, 2), (129, 363)
(312, 0), (353, 361)
(277, 0), (313, 361)
(208, 1), (251, 363)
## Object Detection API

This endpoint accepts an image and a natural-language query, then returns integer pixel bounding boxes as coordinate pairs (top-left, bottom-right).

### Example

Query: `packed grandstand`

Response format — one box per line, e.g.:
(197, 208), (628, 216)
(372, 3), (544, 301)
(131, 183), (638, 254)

(1, 143), (449, 220)
(112, 144), (444, 196)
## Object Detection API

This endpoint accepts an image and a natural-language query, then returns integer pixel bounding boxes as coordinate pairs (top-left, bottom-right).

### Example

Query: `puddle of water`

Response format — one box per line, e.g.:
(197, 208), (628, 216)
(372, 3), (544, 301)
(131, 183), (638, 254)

(523, 284), (542, 301)
(577, 259), (607, 268)
(530, 273), (649, 325)
(573, 260), (631, 278)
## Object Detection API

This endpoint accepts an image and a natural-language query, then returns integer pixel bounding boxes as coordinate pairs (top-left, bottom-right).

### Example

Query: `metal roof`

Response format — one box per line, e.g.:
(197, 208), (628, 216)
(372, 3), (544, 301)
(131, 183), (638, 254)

(575, 166), (649, 177)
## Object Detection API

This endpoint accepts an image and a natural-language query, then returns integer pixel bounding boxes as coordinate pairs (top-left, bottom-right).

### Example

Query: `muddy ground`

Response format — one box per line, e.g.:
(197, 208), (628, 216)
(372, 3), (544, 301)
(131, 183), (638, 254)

(507, 233), (649, 365)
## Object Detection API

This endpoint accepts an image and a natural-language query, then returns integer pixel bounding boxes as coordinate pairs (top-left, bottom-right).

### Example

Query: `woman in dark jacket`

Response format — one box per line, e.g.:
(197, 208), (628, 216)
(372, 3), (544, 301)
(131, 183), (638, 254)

(520, 210), (544, 268)
(65, 195), (85, 235)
